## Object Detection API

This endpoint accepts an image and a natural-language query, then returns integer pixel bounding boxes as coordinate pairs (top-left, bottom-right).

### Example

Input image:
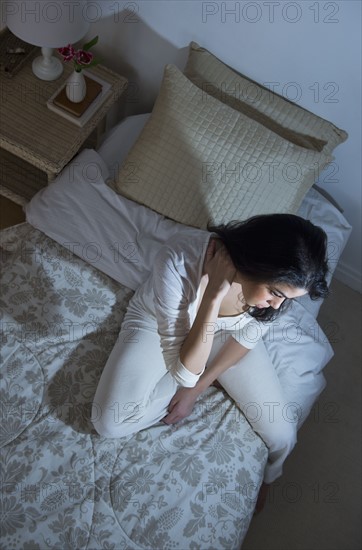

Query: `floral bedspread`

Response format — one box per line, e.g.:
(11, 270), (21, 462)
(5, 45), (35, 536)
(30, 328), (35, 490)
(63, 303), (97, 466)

(0, 223), (267, 550)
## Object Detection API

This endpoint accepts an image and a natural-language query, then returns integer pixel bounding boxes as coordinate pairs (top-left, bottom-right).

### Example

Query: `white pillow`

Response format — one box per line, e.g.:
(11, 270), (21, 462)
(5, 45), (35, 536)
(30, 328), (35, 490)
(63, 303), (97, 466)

(98, 113), (151, 186)
(296, 188), (351, 317)
(263, 300), (333, 428)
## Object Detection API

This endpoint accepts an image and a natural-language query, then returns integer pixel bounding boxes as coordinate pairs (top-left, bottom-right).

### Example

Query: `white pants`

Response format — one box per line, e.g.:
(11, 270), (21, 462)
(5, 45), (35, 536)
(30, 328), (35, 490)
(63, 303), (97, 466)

(92, 309), (297, 484)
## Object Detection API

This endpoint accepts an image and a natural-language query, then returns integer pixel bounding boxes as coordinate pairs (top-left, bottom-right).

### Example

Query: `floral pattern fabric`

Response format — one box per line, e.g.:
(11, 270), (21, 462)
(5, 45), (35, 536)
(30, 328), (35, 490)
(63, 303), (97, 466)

(0, 223), (267, 550)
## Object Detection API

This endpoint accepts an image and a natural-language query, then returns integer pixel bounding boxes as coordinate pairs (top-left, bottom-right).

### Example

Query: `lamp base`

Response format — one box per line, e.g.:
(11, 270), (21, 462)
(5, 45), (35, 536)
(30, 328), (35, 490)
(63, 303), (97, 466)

(32, 47), (63, 81)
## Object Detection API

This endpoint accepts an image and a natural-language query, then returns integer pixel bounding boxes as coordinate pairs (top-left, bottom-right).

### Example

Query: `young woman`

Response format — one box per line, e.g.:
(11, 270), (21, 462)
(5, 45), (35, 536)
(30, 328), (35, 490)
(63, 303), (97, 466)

(92, 213), (329, 509)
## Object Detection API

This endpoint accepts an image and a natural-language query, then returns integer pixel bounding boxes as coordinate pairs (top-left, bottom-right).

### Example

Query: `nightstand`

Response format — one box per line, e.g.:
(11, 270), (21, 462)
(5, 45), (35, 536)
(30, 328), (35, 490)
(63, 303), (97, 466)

(0, 53), (128, 200)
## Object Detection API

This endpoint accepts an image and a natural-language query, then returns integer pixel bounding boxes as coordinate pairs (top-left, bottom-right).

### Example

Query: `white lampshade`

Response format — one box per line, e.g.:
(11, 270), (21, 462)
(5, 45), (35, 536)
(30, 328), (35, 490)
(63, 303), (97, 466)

(5, 0), (90, 80)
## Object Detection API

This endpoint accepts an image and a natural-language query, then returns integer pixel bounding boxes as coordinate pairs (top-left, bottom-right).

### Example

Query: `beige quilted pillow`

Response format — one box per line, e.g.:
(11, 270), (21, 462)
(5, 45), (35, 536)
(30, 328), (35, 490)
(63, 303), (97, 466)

(184, 42), (348, 156)
(114, 64), (332, 229)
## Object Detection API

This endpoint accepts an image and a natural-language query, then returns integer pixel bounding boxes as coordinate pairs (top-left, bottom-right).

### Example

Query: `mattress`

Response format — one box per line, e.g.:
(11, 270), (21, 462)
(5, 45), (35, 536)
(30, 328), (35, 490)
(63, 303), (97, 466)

(1, 222), (267, 549)
(0, 114), (352, 548)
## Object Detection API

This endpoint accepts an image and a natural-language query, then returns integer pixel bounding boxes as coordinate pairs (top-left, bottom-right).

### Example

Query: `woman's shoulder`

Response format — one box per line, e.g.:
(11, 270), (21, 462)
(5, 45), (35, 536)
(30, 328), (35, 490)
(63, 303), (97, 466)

(160, 228), (211, 262)
(153, 229), (211, 286)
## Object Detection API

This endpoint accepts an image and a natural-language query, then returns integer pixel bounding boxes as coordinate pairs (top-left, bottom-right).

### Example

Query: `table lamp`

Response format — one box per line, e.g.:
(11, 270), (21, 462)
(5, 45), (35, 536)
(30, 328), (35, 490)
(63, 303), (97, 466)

(5, 0), (90, 81)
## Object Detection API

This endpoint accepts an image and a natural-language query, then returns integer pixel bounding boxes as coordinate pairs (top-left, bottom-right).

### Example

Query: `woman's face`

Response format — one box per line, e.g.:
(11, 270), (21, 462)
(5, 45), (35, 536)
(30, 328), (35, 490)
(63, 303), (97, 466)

(237, 278), (308, 310)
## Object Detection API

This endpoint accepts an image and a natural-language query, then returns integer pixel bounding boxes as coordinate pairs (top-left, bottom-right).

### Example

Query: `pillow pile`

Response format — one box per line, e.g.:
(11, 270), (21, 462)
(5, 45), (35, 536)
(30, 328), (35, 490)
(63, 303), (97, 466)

(113, 43), (347, 229)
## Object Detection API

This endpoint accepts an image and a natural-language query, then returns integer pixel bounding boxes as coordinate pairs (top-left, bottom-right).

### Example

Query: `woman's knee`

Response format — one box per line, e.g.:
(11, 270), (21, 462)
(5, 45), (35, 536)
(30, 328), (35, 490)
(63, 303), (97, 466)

(261, 417), (297, 453)
(91, 398), (143, 438)
(242, 402), (297, 452)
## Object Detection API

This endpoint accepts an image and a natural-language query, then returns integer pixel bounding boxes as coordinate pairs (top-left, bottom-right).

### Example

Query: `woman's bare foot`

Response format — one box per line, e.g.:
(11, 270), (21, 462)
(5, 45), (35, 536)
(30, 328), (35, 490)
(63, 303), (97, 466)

(254, 482), (270, 514)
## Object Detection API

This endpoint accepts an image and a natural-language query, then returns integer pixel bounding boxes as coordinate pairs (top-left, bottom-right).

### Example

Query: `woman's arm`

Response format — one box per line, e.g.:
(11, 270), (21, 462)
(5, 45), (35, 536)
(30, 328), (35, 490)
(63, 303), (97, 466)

(152, 237), (237, 387)
(163, 336), (249, 424)
(179, 241), (236, 376)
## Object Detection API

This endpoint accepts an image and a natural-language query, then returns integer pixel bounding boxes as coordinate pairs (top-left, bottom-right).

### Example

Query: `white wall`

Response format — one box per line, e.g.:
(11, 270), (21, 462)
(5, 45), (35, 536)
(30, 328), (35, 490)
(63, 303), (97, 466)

(84, 0), (361, 291)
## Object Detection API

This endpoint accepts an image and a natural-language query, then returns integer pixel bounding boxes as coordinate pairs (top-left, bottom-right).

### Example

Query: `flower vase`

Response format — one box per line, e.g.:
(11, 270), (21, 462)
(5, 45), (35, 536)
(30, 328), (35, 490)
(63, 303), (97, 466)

(66, 70), (87, 103)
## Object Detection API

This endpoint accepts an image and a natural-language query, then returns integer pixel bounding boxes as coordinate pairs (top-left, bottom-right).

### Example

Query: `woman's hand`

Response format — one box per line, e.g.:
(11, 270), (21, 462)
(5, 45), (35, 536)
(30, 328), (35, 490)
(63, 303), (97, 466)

(204, 239), (236, 299)
(162, 387), (200, 425)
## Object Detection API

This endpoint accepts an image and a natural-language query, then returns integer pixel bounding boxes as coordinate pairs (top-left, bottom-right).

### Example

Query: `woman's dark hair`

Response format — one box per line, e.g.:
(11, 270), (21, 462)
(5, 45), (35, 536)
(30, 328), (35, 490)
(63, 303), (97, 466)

(208, 213), (329, 321)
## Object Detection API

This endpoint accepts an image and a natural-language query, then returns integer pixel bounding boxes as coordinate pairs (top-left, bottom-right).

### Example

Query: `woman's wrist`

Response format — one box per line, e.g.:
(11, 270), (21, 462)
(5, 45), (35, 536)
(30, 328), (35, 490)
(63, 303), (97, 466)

(194, 374), (213, 395)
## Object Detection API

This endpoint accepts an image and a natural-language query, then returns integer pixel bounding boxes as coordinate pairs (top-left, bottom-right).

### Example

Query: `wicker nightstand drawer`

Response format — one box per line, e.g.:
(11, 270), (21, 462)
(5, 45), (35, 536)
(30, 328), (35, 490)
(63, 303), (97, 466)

(0, 130), (99, 200)
(0, 148), (47, 200)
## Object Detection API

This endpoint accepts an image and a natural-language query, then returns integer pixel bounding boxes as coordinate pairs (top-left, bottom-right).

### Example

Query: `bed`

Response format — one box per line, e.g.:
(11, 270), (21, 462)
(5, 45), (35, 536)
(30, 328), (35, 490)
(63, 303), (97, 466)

(0, 43), (352, 549)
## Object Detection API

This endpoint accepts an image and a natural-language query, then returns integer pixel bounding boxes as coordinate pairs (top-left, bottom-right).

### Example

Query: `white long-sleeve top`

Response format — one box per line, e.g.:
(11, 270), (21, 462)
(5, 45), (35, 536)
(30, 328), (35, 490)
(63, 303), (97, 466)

(128, 230), (269, 387)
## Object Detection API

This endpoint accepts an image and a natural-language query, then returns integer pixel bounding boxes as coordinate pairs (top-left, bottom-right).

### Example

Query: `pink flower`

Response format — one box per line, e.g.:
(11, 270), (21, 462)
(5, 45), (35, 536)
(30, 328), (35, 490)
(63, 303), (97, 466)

(58, 45), (76, 62)
(75, 50), (94, 66)
(58, 36), (99, 72)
